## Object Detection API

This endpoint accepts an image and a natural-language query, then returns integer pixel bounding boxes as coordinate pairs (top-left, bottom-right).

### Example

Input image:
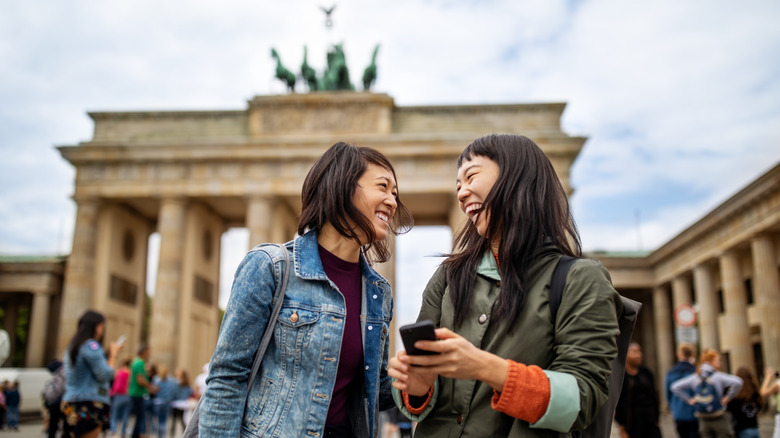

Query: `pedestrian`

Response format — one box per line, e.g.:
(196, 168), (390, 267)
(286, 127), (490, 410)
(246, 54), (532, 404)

(0, 381), (6, 430)
(128, 345), (157, 438)
(198, 141), (414, 437)
(61, 310), (123, 438)
(168, 368), (193, 436)
(152, 364), (177, 438)
(728, 367), (762, 438)
(671, 348), (744, 438)
(666, 343), (700, 438)
(4, 380), (21, 431)
(759, 367), (780, 438)
(109, 359), (132, 437)
(615, 342), (662, 438)
(387, 134), (622, 436)
(42, 359), (66, 438)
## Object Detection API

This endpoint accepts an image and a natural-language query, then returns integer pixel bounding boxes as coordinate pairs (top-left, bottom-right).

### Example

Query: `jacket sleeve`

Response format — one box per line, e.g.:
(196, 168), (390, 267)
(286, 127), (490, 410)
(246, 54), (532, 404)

(719, 373), (744, 400)
(532, 259), (621, 432)
(82, 342), (115, 384)
(198, 248), (279, 437)
(671, 374), (696, 403)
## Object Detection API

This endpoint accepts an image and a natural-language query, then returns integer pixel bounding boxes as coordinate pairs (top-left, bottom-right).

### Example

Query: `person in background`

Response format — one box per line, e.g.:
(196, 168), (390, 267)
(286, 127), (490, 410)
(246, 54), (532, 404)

(666, 343), (700, 438)
(727, 367), (762, 438)
(0, 381), (6, 430)
(760, 367), (780, 438)
(61, 310), (123, 438)
(4, 380), (21, 431)
(671, 349), (743, 438)
(152, 365), (177, 438)
(110, 359), (132, 438)
(144, 363), (158, 436)
(199, 141), (413, 437)
(128, 345), (157, 438)
(169, 368), (193, 436)
(43, 359), (66, 438)
(615, 342), (662, 438)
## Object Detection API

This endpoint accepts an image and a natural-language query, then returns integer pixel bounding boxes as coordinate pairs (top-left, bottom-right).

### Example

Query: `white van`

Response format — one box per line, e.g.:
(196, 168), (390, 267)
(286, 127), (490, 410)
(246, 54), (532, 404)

(0, 367), (52, 414)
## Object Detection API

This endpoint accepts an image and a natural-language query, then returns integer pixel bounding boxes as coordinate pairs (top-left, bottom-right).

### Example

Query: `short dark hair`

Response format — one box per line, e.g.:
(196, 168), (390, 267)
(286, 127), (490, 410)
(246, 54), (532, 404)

(446, 134), (581, 329)
(297, 142), (413, 263)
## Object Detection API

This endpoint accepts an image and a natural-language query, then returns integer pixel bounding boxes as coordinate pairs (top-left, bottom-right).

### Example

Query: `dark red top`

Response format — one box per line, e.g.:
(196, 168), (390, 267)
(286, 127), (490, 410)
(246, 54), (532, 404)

(319, 245), (364, 426)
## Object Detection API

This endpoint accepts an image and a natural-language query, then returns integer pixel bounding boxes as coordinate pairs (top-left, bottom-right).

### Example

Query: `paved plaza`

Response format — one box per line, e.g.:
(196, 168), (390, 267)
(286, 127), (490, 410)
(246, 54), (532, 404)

(3, 412), (776, 437)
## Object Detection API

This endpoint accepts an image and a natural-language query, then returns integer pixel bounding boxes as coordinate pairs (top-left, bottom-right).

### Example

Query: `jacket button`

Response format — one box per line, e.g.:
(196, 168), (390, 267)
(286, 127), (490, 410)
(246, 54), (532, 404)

(290, 311), (299, 323)
(495, 281), (501, 287)
(478, 314), (487, 324)
(457, 414), (463, 424)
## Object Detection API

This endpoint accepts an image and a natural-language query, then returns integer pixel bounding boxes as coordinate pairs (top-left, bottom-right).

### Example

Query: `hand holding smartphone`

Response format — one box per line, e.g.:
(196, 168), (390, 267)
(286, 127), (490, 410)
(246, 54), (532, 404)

(399, 320), (439, 356)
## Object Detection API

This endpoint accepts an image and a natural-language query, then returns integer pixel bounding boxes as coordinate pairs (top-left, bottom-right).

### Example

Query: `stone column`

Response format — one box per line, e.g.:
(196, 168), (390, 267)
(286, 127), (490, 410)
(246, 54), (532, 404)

(58, 198), (100, 352)
(671, 276), (693, 309)
(247, 196), (274, 249)
(718, 251), (754, 372)
(150, 198), (187, 368)
(693, 265), (719, 351)
(653, 285), (674, 390)
(25, 291), (51, 367)
(752, 235), (780, 368)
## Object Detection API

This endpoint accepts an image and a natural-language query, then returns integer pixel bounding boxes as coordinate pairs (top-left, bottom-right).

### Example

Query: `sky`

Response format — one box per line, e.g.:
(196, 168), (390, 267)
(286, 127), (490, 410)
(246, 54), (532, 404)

(1, 0), (779, 335)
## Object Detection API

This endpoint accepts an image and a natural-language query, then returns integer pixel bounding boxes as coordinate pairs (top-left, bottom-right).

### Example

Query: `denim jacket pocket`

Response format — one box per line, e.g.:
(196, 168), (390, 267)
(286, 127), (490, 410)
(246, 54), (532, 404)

(276, 306), (320, 355)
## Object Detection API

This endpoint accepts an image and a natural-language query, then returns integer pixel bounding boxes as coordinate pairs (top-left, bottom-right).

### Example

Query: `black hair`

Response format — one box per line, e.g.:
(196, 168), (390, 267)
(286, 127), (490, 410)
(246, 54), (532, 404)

(297, 141), (414, 263)
(445, 134), (581, 329)
(68, 310), (106, 365)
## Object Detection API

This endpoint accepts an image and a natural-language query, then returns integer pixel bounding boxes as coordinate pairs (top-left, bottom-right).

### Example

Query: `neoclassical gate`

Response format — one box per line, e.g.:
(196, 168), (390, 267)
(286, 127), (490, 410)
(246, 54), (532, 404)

(57, 92), (584, 378)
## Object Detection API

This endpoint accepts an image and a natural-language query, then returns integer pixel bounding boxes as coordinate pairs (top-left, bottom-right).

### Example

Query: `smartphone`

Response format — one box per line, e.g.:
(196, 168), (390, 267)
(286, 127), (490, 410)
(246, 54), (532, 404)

(399, 320), (439, 356)
(116, 334), (127, 345)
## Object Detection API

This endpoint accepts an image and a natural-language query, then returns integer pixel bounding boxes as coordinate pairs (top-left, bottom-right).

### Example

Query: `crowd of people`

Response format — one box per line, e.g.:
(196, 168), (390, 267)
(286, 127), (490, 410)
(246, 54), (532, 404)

(37, 310), (203, 438)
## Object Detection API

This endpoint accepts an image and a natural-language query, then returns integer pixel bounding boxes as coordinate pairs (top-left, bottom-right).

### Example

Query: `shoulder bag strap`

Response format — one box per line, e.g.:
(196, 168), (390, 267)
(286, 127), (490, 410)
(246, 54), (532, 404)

(245, 243), (291, 394)
(549, 255), (577, 324)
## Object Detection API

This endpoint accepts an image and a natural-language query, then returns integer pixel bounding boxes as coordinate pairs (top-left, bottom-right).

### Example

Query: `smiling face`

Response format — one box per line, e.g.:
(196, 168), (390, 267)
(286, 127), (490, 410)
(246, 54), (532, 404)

(456, 155), (500, 240)
(353, 163), (398, 244)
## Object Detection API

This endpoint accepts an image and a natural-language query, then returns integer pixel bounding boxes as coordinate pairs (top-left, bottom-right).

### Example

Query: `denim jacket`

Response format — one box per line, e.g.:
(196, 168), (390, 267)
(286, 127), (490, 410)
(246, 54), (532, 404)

(199, 229), (395, 437)
(63, 339), (115, 404)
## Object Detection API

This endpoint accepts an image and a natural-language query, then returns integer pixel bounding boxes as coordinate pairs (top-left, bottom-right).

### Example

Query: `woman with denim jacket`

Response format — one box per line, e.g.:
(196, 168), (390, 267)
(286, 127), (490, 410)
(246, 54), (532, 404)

(62, 310), (123, 438)
(199, 142), (413, 438)
(388, 134), (622, 437)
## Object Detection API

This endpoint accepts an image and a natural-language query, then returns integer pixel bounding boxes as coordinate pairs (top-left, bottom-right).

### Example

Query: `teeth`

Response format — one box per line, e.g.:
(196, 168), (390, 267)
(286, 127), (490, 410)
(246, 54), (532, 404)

(376, 212), (388, 223)
(465, 203), (483, 215)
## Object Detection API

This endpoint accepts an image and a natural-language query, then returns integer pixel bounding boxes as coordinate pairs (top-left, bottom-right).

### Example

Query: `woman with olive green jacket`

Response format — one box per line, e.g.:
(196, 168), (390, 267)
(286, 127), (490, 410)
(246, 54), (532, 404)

(388, 134), (621, 437)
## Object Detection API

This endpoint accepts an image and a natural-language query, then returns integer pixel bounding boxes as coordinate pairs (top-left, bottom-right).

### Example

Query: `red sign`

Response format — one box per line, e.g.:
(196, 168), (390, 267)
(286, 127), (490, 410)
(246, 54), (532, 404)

(674, 304), (697, 327)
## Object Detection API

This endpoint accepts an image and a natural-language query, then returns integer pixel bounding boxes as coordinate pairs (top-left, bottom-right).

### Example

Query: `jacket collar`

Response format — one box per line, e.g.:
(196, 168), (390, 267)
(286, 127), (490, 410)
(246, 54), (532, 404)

(293, 228), (388, 287)
(475, 240), (563, 282)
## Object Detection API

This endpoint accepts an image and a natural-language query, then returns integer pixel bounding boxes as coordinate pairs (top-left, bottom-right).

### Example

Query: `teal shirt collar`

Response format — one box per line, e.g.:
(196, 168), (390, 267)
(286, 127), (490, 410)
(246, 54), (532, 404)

(477, 250), (501, 281)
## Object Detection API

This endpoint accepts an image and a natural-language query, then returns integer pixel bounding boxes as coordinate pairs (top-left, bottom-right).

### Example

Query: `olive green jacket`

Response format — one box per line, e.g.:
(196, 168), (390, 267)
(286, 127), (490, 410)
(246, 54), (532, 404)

(393, 245), (622, 437)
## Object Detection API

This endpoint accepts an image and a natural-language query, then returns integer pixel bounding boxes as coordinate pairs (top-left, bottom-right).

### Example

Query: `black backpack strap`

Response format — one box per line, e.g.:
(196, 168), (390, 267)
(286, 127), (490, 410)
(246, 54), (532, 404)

(549, 255), (577, 324)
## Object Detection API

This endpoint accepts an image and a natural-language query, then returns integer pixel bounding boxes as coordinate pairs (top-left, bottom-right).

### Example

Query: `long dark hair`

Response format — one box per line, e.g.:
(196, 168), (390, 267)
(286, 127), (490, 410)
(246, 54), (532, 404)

(734, 366), (761, 404)
(68, 310), (106, 365)
(444, 134), (581, 329)
(298, 142), (414, 263)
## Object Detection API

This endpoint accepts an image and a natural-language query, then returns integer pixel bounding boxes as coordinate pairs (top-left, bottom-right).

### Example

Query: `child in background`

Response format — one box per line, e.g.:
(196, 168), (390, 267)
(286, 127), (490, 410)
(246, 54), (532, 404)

(4, 380), (21, 431)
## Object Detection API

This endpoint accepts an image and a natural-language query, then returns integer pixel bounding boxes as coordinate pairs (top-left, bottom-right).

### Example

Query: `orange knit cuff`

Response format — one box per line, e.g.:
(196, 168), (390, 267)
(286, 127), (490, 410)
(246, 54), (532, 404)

(491, 360), (550, 423)
(403, 385), (434, 415)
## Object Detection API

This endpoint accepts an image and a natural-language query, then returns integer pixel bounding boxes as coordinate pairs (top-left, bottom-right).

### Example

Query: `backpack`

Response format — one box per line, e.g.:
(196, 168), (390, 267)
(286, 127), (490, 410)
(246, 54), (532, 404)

(42, 370), (65, 405)
(549, 256), (642, 438)
(691, 374), (724, 418)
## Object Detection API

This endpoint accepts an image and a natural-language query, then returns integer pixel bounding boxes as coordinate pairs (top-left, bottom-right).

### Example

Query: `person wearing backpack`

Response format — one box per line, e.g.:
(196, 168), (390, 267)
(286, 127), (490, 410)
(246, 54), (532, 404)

(388, 134), (623, 437)
(43, 359), (66, 438)
(671, 349), (744, 438)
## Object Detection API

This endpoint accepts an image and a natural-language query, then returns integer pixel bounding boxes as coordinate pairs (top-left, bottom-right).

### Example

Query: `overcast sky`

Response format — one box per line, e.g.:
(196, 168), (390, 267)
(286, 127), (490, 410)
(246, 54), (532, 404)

(2, 0), (779, 331)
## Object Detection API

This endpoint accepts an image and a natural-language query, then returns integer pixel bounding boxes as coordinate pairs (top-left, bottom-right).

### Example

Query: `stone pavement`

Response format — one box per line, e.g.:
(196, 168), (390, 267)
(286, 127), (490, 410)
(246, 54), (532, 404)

(3, 412), (777, 437)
